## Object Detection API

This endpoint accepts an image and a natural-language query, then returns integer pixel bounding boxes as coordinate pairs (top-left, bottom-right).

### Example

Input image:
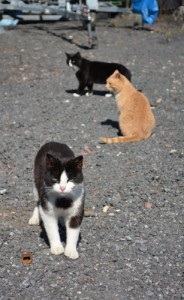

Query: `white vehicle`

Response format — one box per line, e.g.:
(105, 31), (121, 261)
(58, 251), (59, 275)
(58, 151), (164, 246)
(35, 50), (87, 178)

(0, 1), (129, 47)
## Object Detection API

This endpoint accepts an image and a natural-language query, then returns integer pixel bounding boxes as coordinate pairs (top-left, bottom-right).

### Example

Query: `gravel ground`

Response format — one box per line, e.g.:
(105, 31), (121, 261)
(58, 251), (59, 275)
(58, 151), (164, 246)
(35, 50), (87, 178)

(0, 18), (184, 300)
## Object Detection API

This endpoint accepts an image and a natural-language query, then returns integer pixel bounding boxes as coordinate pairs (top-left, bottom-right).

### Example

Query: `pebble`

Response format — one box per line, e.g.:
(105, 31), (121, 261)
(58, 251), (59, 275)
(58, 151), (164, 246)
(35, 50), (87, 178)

(50, 283), (58, 288)
(134, 239), (148, 244)
(84, 207), (96, 217)
(0, 189), (7, 195)
(138, 246), (147, 253)
(20, 279), (30, 289)
(125, 236), (132, 241)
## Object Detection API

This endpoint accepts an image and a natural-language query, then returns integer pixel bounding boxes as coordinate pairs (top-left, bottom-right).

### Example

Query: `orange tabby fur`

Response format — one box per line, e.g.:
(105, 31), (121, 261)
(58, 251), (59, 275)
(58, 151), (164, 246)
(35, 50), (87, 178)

(100, 70), (155, 144)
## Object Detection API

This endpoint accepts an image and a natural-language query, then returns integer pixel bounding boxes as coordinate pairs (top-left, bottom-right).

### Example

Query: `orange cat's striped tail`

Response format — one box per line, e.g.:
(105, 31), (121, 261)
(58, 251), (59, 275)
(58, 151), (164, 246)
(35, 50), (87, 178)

(100, 135), (146, 144)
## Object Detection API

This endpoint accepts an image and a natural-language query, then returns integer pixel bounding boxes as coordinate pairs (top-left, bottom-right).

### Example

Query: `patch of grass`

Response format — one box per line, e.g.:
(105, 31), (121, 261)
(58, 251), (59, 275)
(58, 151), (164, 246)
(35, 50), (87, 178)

(164, 27), (184, 38)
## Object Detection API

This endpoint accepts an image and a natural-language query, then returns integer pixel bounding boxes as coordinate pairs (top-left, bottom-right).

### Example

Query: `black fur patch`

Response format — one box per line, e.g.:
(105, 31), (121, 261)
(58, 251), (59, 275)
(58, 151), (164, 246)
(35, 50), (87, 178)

(55, 197), (73, 209)
(69, 203), (84, 228)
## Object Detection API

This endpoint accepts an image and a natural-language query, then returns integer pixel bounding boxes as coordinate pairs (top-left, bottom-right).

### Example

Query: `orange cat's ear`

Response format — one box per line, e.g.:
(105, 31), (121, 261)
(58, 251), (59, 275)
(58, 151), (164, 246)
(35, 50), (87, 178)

(114, 70), (121, 79)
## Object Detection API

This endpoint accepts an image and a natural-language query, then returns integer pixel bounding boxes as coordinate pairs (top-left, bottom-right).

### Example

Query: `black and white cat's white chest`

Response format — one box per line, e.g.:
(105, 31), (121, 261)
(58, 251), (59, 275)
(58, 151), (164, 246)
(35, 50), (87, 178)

(66, 51), (131, 97)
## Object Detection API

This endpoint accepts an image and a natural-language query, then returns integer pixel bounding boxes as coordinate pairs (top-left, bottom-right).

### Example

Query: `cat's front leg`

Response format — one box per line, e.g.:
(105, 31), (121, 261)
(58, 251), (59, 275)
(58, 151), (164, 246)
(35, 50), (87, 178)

(73, 83), (86, 97)
(74, 72), (86, 96)
(39, 207), (64, 255)
(64, 220), (80, 260)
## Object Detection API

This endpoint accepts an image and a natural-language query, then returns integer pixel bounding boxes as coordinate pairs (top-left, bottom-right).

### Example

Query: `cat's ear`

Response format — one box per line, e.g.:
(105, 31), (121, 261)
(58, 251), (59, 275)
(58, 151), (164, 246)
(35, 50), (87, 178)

(76, 52), (81, 58)
(73, 155), (83, 171)
(65, 52), (69, 57)
(46, 153), (56, 168)
(114, 70), (121, 79)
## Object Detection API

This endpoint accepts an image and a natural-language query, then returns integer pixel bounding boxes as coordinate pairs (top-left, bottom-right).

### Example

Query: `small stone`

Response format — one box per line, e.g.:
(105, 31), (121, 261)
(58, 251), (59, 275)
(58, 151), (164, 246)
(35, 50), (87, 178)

(30, 279), (36, 286)
(135, 239), (148, 244)
(138, 245), (147, 253)
(156, 98), (162, 103)
(154, 256), (160, 263)
(0, 189), (7, 195)
(50, 283), (58, 288)
(103, 205), (110, 213)
(145, 201), (152, 209)
(126, 236), (132, 241)
(20, 279), (30, 288)
(84, 207), (96, 217)
(146, 291), (155, 296)
(158, 294), (164, 299)
(164, 187), (171, 193)
(111, 193), (121, 206)
(169, 149), (177, 154)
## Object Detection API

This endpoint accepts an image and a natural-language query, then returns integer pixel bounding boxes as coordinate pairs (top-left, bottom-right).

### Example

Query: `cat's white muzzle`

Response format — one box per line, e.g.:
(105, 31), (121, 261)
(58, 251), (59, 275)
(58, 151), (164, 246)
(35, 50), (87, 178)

(69, 60), (78, 70)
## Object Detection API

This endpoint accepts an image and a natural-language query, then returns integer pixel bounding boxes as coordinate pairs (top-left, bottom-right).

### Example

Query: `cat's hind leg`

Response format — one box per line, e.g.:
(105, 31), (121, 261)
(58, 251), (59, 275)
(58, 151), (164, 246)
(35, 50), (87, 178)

(86, 84), (93, 96)
(28, 186), (40, 225)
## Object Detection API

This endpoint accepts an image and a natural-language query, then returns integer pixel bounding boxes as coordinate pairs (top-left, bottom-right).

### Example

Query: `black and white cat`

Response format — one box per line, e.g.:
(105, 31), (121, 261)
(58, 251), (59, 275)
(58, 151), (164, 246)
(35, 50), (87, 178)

(66, 51), (131, 97)
(28, 142), (84, 260)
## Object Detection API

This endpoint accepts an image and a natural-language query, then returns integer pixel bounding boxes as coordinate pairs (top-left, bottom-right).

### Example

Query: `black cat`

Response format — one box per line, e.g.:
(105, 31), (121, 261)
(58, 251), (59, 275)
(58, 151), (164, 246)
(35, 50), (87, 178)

(66, 52), (131, 97)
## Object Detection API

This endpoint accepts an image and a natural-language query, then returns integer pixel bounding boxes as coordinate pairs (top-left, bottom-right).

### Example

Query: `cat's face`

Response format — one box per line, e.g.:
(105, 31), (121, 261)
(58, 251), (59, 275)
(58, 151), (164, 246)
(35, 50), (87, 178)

(44, 154), (83, 194)
(106, 70), (125, 93)
(66, 52), (82, 69)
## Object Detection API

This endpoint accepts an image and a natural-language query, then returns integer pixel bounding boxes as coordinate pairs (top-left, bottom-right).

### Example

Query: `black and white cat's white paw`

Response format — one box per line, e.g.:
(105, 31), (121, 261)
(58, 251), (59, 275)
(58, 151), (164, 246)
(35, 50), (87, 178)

(28, 207), (40, 225)
(51, 243), (64, 255)
(105, 93), (113, 98)
(73, 93), (80, 97)
(85, 92), (93, 97)
(64, 247), (79, 260)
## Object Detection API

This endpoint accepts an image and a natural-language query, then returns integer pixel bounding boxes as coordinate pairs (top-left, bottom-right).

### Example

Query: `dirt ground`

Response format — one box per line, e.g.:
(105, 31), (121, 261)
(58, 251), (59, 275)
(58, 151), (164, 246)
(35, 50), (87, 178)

(0, 13), (184, 300)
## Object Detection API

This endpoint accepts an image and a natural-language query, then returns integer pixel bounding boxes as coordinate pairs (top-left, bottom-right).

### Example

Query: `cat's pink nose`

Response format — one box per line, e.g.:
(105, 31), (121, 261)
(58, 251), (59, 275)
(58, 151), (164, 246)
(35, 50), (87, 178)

(60, 186), (66, 192)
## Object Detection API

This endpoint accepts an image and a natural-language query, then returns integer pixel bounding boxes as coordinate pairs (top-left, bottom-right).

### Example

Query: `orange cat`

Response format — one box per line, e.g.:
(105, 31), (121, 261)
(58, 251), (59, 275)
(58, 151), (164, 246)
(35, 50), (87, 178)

(100, 70), (155, 144)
